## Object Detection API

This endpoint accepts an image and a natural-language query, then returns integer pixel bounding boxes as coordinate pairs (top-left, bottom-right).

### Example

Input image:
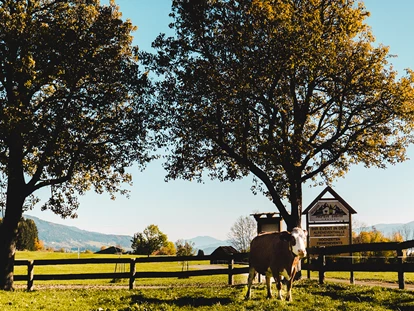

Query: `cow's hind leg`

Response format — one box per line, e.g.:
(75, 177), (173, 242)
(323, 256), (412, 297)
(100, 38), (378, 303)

(245, 267), (256, 299)
(265, 270), (273, 298)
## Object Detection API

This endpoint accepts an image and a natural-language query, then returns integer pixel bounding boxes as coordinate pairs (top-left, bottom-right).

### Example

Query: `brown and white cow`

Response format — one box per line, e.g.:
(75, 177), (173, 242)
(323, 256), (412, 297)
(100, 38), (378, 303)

(245, 227), (307, 302)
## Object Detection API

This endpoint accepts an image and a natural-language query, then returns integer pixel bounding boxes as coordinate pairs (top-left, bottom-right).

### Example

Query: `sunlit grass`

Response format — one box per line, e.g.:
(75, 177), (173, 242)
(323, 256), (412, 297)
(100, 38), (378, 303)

(1, 279), (413, 311)
(5, 252), (414, 310)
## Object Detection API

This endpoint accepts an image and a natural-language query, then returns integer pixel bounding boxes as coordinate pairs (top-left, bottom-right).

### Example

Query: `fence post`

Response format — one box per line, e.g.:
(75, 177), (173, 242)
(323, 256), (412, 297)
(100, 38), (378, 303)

(27, 260), (34, 291)
(397, 249), (405, 289)
(318, 252), (325, 285)
(129, 258), (136, 290)
(228, 255), (234, 285)
(350, 251), (354, 285)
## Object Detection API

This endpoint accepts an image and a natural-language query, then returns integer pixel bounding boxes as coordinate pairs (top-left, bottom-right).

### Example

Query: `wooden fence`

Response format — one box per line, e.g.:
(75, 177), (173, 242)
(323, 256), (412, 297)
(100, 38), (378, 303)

(14, 254), (250, 291)
(13, 240), (414, 291)
(304, 239), (414, 289)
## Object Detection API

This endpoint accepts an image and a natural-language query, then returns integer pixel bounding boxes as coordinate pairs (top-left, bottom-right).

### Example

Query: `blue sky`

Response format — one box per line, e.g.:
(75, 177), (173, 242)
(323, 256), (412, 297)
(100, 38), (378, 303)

(26, 0), (414, 242)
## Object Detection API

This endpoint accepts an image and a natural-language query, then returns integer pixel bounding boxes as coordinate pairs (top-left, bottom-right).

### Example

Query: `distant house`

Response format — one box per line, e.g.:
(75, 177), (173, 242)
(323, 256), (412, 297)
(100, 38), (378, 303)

(95, 246), (124, 255)
(210, 246), (239, 264)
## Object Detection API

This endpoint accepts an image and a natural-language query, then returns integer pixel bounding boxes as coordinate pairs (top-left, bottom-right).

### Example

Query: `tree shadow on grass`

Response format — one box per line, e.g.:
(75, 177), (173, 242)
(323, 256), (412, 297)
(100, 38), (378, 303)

(121, 293), (233, 309)
(312, 283), (414, 310)
(382, 292), (414, 311)
(313, 284), (375, 304)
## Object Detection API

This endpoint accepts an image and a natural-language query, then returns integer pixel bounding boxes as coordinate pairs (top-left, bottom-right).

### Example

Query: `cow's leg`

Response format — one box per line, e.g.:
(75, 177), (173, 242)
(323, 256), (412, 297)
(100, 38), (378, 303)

(274, 274), (283, 300)
(286, 270), (297, 302)
(265, 270), (273, 299)
(245, 267), (256, 299)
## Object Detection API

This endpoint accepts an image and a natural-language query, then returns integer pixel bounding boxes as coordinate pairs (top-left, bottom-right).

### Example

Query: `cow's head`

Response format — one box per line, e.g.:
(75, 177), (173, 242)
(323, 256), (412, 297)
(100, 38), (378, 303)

(281, 227), (307, 258)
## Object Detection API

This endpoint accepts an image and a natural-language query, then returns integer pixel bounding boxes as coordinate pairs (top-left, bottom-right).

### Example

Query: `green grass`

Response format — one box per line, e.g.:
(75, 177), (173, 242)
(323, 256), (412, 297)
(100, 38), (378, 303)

(1, 279), (413, 311)
(3, 251), (414, 310)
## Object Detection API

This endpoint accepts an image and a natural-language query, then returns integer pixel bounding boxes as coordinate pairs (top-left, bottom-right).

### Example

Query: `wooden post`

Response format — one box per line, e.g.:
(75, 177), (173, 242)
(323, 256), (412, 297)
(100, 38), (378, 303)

(129, 258), (136, 290)
(306, 220), (310, 280)
(318, 253), (325, 285)
(228, 255), (234, 285)
(349, 216), (354, 285)
(27, 260), (34, 291)
(349, 251), (355, 284)
(397, 249), (405, 290)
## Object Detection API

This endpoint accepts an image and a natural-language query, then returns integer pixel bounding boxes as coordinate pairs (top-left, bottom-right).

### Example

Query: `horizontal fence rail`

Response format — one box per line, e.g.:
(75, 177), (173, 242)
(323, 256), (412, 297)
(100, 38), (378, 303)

(304, 239), (414, 289)
(13, 240), (414, 291)
(14, 253), (250, 291)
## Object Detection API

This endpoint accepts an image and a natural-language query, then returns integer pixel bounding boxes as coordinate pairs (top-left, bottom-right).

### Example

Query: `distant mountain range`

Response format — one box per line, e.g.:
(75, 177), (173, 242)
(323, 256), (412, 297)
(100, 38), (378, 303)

(25, 215), (133, 252)
(24, 215), (228, 254)
(24, 214), (413, 254)
(189, 236), (230, 255)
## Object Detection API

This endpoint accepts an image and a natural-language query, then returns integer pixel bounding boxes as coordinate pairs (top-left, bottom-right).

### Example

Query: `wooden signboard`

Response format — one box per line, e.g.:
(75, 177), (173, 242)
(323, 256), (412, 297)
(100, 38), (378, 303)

(309, 225), (350, 247)
(303, 186), (357, 282)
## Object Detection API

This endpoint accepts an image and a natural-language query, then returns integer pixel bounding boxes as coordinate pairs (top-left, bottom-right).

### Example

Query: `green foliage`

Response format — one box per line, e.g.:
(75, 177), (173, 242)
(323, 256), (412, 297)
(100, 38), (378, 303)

(175, 239), (196, 257)
(131, 225), (169, 257)
(0, 0), (154, 216)
(0, 217), (40, 251)
(143, 0), (414, 229)
(15, 218), (39, 251)
(175, 239), (196, 272)
(352, 228), (403, 263)
(156, 241), (176, 256)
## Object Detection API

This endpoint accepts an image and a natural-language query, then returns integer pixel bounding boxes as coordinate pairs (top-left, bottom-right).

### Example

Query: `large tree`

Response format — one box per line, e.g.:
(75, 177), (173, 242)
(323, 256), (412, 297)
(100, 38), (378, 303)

(0, 217), (40, 251)
(143, 0), (414, 230)
(15, 218), (39, 251)
(131, 224), (169, 257)
(0, 0), (154, 290)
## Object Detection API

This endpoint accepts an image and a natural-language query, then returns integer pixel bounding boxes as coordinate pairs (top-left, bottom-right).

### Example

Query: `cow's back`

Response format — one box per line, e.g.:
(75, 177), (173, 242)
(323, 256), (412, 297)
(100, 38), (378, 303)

(249, 232), (293, 275)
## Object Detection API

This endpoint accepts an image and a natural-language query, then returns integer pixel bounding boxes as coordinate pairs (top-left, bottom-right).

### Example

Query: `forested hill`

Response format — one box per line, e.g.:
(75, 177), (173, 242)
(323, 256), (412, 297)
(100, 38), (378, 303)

(24, 215), (132, 252)
(22, 215), (229, 254)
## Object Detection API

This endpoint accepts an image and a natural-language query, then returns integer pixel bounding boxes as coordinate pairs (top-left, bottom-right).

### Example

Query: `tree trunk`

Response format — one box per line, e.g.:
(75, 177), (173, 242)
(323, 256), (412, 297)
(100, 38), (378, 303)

(0, 131), (27, 290)
(0, 219), (18, 290)
(286, 178), (303, 232)
(0, 194), (25, 290)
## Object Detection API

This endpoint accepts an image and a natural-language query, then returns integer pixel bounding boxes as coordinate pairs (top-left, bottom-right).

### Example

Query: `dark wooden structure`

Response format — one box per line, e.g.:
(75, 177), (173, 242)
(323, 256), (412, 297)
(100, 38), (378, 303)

(210, 246), (239, 264)
(251, 212), (283, 234)
(95, 246), (124, 255)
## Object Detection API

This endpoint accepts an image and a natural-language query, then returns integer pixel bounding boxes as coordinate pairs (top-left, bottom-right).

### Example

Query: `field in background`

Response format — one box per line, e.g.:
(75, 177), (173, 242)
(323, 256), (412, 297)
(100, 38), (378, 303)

(14, 251), (414, 287)
(14, 251), (248, 287)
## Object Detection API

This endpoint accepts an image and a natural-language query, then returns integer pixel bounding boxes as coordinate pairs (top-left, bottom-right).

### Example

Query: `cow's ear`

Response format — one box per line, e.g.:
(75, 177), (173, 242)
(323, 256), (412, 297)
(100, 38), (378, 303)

(303, 230), (308, 237)
(280, 231), (294, 243)
(280, 231), (290, 241)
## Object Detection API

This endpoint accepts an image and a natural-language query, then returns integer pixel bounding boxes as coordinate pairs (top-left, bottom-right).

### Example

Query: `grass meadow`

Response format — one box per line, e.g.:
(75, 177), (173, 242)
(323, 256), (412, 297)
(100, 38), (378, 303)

(1, 251), (412, 310)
